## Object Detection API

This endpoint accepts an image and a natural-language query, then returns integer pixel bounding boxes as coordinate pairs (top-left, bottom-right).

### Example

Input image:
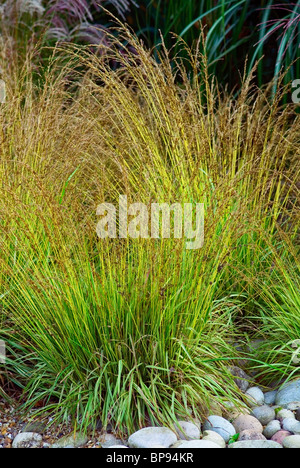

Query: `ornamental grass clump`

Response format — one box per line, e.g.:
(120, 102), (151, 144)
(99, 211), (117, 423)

(0, 27), (299, 433)
(245, 240), (300, 384)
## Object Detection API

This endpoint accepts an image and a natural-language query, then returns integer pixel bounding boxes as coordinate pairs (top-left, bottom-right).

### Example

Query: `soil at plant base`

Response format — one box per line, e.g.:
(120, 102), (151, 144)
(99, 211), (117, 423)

(0, 398), (105, 448)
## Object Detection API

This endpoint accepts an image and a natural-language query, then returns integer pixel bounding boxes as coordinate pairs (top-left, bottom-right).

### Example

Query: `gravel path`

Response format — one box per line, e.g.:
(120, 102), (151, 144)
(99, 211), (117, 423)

(0, 399), (106, 448)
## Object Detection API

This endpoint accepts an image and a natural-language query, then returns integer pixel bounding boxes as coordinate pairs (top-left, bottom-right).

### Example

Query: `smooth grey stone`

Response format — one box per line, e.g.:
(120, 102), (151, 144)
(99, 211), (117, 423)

(245, 387), (265, 406)
(238, 430), (266, 441)
(149, 445), (170, 448)
(263, 420), (281, 439)
(276, 380), (300, 408)
(229, 366), (251, 393)
(128, 427), (177, 448)
(203, 415), (235, 443)
(99, 433), (124, 448)
(286, 402), (300, 411)
(202, 430), (226, 448)
(171, 440), (187, 448)
(107, 445), (128, 448)
(283, 435), (300, 448)
(282, 418), (300, 434)
(51, 432), (88, 448)
(233, 415), (263, 434)
(173, 421), (201, 440)
(229, 440), (282, 449)
(251, 406), (276, 425)
(276, 409), (295, 420)
(264, 391), (277, 406)
(176, 440), (222, 449)
(12, 432), (43, 449)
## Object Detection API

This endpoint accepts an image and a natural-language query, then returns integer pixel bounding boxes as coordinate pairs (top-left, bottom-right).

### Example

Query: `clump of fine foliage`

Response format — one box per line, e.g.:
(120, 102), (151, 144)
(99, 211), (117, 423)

(0, 27), (299, 434)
